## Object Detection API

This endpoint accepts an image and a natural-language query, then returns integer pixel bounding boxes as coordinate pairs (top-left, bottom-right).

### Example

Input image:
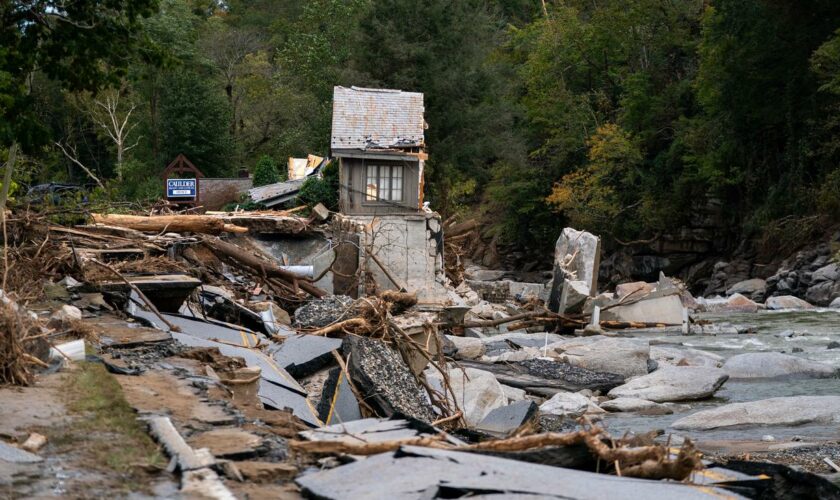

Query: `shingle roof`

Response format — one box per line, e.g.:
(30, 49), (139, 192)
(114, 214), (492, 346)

(331, 86), (424, 152)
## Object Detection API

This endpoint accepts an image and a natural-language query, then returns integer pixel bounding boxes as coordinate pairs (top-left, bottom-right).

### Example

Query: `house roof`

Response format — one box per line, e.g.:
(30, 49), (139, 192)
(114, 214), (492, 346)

(331, 86), (425, 152)
(248, 178), (307, 208)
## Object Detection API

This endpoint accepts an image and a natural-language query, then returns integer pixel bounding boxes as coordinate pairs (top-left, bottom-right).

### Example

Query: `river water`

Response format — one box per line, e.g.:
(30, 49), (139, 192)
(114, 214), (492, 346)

(601, 308), (840, 442)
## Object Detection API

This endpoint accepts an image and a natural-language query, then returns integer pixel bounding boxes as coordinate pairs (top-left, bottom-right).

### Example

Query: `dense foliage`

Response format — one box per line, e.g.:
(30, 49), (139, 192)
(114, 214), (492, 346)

(252, 155), (282, 187)
(3, 0), (840, 255)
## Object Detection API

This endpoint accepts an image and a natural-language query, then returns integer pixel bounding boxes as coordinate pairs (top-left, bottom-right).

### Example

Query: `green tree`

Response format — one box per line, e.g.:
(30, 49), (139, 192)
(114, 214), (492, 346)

(252, 155), (282, 186)
(352, 0), (527, 214)
(158, 71), (234, 176)
(297, 161), (338, 210)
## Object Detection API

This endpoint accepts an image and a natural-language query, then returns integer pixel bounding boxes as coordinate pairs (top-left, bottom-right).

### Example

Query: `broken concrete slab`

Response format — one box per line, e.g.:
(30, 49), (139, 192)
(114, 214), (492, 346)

(343, 336), (437, 424)
(187, 428), (263, 458)
(315, 367), (362, 426)
(299, 418), (461, 447)
(457, 358), (624, 396)
(558, 279), (589, 314)
(295, 445), (737, 500)
(269, 335), (342, 378)
(474, 400), (538, 437)
(600, 290), (684, 325)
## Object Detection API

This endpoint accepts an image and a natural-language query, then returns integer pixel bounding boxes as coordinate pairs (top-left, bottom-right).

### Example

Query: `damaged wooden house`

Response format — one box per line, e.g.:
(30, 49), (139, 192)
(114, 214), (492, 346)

(327, 86), (448, 306)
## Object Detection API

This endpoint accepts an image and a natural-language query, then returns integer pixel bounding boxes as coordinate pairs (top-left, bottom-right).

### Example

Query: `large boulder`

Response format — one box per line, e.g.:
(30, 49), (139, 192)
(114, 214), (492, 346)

(427, 367), (507, 427)
(649, 346), (724, 369)
(764, 295), (814, 310)
(607, 366), (728, 403)
(805, 280), (840, 307)
(726, 278), (766, 302)
(548, 228), (600, 311)
(830, 297), (840, 309)
(727, 293), (761, 312)
(671, 396), (840, 430)
(722, 352), (836, 379)
(539, 392), (602, 418)
(557, 338), (650, 378)
(601, 397), (673, 415)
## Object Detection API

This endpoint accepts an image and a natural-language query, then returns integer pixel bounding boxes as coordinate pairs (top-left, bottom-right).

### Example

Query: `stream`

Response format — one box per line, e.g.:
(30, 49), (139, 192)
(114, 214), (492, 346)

(601, 308), (840, 442)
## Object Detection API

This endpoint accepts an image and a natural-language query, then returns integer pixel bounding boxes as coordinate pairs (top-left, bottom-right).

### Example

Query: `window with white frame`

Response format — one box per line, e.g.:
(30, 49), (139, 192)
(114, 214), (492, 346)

(365, 165), (404, 202)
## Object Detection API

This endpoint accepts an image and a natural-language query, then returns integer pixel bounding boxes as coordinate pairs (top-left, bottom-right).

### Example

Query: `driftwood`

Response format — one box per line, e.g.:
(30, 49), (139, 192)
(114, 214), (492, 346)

(309, 318), (371, 337)
(202, 237), (326, 298)
(92, 214), (247, 235)
(289, 435), (451, 455)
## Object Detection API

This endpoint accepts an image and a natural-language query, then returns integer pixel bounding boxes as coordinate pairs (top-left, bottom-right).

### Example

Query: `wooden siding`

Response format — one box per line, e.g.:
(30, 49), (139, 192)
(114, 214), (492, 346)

(339, 157), (421, 215)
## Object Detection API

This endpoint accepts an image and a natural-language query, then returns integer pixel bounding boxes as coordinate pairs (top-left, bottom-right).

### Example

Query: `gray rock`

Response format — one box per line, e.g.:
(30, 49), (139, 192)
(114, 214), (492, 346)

(427, 367), (507, 427)
(539, 391), (602, 417)
(558, 338), (650, 378)
(805, 280), (840, 307)
(607, 366), (728, 402)
(829, 297), (840, 309)
(671, 396), (840, 430)
(765, 295), (814, 310)
(500, 384), (526, 402)
(722, 352), (836, 379)
(811, 263), (839, 283)
(649, 346), (724, 369)
(295, 296), (353, 328)
(445, 335), (486, 360)
(601, 397), (673, 414)
(828, 341), (840, 350)
(726, 278), (766, 301)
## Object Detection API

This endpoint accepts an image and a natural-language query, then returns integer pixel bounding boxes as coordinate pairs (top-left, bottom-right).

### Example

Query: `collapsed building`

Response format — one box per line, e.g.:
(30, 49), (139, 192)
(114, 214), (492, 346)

(0, 86), (836, 499)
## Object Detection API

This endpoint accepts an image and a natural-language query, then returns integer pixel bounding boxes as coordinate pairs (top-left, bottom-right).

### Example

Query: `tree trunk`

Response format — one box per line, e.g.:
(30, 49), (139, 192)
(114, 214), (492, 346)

(202, 237), (327, 298)
(91, 214), (248, 234)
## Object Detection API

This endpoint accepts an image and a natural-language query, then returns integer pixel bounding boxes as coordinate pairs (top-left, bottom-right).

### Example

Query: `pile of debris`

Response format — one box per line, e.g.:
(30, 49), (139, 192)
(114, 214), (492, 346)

(0, 208), (835, 499)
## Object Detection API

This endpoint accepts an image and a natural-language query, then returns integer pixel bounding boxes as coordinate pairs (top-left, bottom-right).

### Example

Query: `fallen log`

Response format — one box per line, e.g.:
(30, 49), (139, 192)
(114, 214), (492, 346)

(202, 237), (326, 298)
(92, 214), (247, 235)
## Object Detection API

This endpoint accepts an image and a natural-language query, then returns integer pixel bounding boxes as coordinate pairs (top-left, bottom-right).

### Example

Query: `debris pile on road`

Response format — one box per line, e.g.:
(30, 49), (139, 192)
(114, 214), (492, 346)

(0, 207), (835, 499)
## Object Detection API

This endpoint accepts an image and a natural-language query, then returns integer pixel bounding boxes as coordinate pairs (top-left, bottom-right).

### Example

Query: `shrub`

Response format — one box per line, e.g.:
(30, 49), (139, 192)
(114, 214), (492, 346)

(252, 155), (282, 187)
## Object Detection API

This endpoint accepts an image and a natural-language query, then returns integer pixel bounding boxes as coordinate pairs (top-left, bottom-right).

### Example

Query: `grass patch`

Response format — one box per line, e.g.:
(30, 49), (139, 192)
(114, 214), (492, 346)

(61, 362), (165, 472)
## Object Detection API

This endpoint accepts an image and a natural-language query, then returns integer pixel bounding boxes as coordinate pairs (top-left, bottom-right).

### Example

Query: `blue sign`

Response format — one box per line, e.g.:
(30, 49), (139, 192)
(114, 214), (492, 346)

(166, 178), (196, 198)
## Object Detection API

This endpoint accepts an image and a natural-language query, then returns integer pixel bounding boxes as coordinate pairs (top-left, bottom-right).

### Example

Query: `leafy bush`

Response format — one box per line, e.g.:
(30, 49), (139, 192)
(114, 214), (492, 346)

(252, 155), (283, 187)
(296, 160), (338, 210)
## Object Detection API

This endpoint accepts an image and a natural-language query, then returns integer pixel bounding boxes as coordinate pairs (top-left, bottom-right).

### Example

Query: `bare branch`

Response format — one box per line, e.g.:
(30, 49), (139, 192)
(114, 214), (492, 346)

(54, 141), (105, 189)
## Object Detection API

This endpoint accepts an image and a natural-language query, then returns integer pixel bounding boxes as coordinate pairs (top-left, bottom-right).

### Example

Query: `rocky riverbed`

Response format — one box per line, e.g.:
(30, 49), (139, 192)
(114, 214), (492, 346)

(597, 308), (840, 445)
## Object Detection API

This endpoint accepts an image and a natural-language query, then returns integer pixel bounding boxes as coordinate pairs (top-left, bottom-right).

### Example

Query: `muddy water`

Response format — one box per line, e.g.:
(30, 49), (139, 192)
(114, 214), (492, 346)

(601, 308), (840, 442)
